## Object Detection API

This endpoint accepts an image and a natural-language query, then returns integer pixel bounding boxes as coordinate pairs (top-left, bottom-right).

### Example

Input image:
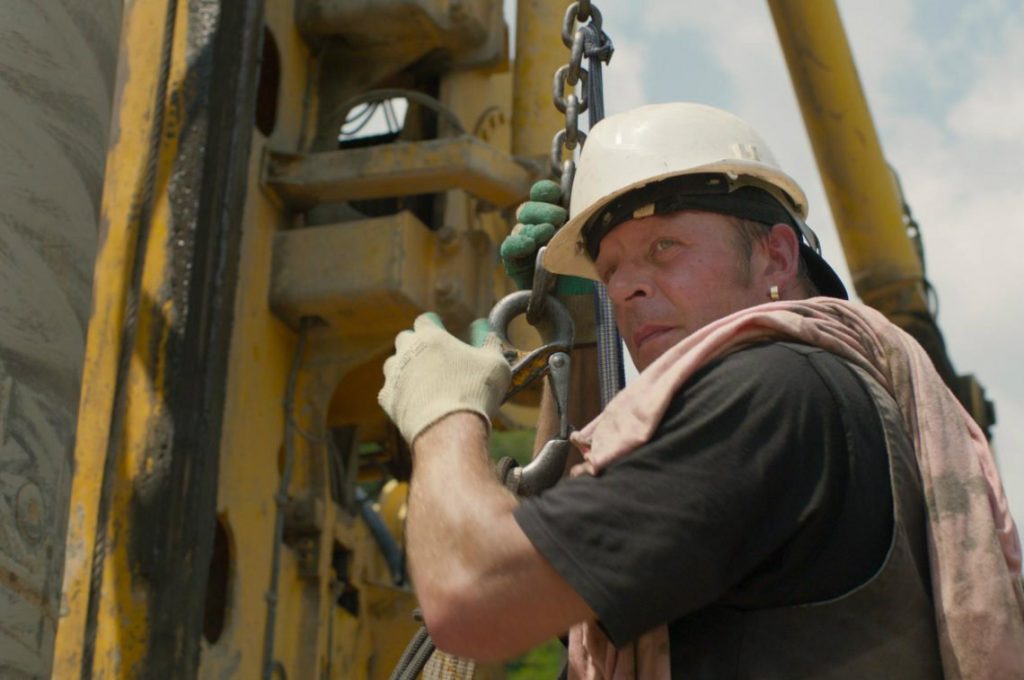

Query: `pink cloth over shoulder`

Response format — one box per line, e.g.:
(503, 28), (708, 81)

(567, 298), (1024, 680)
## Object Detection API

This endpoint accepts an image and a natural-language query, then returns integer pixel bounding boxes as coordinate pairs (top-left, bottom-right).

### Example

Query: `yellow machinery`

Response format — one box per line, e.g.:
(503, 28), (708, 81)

(0, 0), (992, 678)
(51, 0), (533, 677)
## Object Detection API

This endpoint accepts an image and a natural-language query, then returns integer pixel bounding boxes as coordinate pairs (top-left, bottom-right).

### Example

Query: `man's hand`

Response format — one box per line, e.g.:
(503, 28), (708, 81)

(378, 313), (511, 446)
(501, 180), (566, 289)
(501, 181), (597, 344)
(501, 180), (593, 296)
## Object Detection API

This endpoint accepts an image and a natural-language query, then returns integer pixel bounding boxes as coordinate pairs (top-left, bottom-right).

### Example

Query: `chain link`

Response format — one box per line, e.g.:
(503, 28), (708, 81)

(550, 2), (611, 198)
(561, 2), (602, 47)
(567, 29), (586, 84)
(552, 65), (589, 113)
(548, 0), (623, 409)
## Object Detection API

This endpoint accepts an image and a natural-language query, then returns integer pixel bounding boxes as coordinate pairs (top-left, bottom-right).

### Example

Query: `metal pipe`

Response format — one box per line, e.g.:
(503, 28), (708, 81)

(512, 0), (567, 165)
(768, 0), (991, 434)
(768, 0), (926, 308)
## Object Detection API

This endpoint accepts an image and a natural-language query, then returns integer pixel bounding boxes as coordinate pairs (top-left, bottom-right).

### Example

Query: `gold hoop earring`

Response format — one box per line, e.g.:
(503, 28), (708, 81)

(769, 285), (780, 301)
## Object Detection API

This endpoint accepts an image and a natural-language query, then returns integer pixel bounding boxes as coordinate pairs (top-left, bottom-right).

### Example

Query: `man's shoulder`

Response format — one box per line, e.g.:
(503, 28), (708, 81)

(655, 340), (878, 435)
(692, 341), (847, 390)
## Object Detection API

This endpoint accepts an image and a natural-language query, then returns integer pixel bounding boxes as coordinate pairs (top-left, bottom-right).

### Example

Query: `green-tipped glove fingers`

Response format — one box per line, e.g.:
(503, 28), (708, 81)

(378, 314), (511, 446)
(501, 180), (566, 289)
(501, 180), (596, 340)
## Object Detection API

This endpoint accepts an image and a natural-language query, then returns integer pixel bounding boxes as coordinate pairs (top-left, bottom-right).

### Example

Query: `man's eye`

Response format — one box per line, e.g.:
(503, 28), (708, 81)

(653, 238), (676, 253)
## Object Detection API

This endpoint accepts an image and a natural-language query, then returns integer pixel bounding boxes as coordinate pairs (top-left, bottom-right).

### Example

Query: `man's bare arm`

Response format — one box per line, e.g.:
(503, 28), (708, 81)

(407, 412), (594, 661)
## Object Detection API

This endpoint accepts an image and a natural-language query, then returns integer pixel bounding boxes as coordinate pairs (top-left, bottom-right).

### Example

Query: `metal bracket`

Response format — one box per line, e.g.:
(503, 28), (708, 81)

(263, 135), (532, 210)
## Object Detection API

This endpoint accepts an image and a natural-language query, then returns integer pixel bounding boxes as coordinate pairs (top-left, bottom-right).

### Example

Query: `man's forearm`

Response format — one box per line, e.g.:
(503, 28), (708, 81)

(405, 412), (594, 659)
(406, 414), (520, 634)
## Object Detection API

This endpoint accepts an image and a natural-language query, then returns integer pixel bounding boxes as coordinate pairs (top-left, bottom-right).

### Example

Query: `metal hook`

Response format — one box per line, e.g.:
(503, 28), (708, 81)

(488, 290), (574, 400)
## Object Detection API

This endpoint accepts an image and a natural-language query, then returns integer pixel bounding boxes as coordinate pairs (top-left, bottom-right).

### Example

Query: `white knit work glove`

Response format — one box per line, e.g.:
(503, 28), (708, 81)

(378, 313), (512, 446)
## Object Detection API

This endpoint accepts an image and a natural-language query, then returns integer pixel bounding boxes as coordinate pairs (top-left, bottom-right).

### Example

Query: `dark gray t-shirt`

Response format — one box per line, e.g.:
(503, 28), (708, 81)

(514, 342), (893, 653)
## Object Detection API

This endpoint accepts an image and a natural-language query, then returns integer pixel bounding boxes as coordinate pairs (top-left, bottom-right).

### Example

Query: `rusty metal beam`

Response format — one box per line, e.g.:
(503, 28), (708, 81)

(264, 134), (532, 209)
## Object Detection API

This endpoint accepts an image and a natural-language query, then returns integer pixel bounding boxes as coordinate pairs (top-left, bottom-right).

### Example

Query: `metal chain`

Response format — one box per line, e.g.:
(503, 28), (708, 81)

(548, 1), (623, 407)
(550, 2), (610, 204)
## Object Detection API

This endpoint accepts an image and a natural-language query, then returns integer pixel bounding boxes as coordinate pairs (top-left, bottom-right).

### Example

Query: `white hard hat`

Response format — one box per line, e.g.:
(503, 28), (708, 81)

(543, 103), (846, 298)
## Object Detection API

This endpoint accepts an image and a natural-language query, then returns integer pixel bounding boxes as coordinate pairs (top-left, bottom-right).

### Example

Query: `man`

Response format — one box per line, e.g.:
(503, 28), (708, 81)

(378, 103), (1022, 678)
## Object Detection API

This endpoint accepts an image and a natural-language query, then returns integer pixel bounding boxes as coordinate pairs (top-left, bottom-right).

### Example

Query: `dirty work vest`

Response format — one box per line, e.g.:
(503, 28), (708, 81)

(669, 347), (944, 679)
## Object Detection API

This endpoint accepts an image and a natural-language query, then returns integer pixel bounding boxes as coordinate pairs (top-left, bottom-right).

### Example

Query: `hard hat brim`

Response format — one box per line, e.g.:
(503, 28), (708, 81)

(544, 163), (848, 300)
(544, 160), (808, 280)
(800, 243), (849, 300)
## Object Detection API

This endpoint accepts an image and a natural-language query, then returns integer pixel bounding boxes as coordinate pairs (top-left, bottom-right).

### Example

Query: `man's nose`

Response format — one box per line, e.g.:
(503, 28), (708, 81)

(606, 264), (653, 305)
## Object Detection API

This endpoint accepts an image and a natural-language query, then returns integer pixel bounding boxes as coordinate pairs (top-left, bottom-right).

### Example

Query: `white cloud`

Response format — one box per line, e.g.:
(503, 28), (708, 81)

(947, 20), (1024, 143)
(602, 34), (651, 116)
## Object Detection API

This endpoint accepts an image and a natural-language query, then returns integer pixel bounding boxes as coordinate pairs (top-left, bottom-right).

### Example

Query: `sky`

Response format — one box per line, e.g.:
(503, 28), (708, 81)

(505, 0), (1024, 523)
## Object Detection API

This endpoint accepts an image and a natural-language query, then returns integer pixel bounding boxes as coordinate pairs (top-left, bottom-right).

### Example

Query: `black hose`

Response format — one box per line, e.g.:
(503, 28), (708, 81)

(355, 486), (407, 585)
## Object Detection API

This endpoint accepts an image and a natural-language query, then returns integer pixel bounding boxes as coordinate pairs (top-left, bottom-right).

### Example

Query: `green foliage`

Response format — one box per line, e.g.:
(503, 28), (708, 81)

(505, 638), (565, 679)
(490, 428), (536, 467)
(490, 429), (565, 677)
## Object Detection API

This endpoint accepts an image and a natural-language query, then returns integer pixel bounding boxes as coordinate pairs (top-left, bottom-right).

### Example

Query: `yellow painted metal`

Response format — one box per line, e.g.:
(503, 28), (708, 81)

(58, 0), (521, 675)
(767, 0), (928, 313)
(768, 0), (996, 435)
(296, 0), (505, 71)
(53, 0), (184, 675)
(512, 0), (567, 163)
(264, 135), (532, 209)
(193, 4), (312, 678)
(270, 211), (486, 334)
(206, 0), (514, 677)
(193, 2), (409, 676)
(438, 49), (545, 430)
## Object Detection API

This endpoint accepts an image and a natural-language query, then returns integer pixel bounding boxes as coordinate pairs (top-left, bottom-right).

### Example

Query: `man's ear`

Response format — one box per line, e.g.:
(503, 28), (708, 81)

(758, 223), (802, 287)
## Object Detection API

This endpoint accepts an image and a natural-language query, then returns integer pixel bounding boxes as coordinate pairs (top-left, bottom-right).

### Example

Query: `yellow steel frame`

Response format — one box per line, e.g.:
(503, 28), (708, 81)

(54, 0), (191, 674)
(57, 0), (529, 678)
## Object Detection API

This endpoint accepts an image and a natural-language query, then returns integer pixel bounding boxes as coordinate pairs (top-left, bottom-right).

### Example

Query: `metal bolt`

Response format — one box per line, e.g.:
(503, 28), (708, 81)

(435, 280), (463, 305)
(435, 281), (455, 299)
(436, 225), (457, 246)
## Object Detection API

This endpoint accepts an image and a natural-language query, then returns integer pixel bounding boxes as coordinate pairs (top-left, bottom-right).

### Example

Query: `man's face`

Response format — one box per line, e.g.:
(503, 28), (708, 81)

(594, 210), (767, 371)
